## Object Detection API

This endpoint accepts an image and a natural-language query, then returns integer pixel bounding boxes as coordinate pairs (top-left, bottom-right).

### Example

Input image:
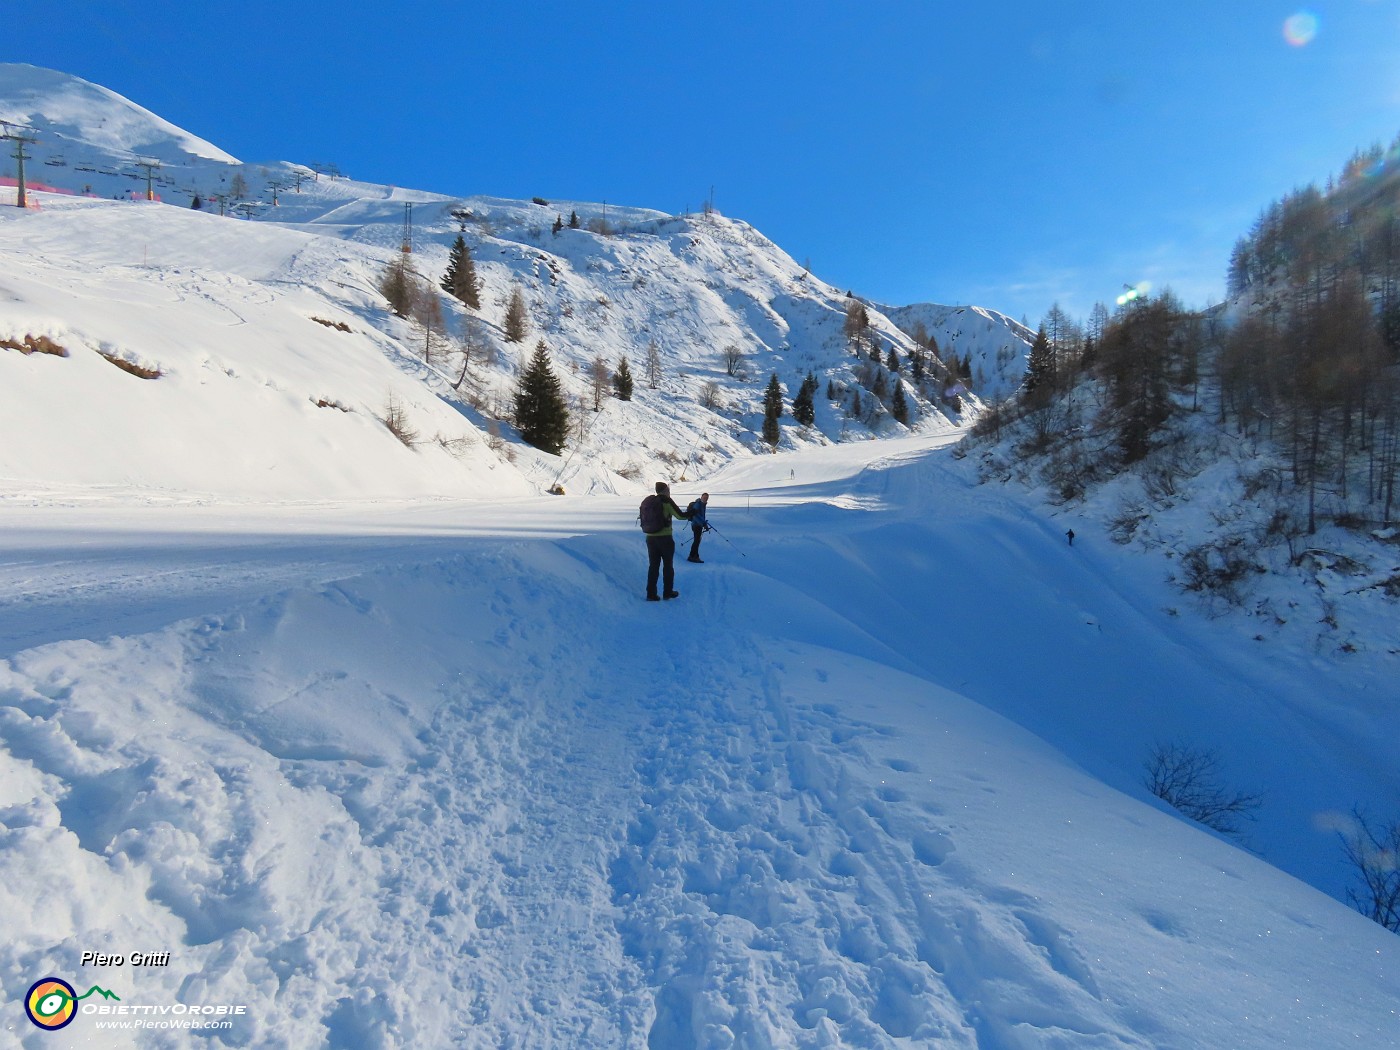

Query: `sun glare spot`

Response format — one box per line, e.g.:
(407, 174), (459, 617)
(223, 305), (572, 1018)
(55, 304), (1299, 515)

(1284, 11), (1319, 47)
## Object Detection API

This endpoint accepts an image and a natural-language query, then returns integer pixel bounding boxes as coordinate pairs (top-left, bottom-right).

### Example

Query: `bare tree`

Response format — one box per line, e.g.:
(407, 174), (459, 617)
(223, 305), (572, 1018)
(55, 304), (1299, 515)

(645, 339), (663, 389)
(410, 290), (446, 365)
(1339, 809), (1400, 932)
(722, 344), (744, 377)
(1143, 741), (1262, 838)
(589, 354), (610, 411)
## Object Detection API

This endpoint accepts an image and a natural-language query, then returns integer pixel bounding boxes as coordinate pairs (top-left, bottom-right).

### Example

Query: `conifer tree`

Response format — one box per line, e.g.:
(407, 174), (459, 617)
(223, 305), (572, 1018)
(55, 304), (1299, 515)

(440, 235), (481, 309)
(792, 371), (817, 426)
(891, 379), (910, 425)
(569, 210), (580, 229)
(1023, 325), (1054, 401)
(886, 347), (901, 373)
(515, 340), (570, 454)
(613, 356), (634, 401)
(762, 373), (784, 446)
(503, 285), (530, 343)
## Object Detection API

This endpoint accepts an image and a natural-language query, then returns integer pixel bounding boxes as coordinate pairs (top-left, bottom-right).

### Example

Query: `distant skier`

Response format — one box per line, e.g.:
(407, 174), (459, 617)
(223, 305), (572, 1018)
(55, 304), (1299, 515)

(686, 492), (711, 563)
(639, 481), (691, 601)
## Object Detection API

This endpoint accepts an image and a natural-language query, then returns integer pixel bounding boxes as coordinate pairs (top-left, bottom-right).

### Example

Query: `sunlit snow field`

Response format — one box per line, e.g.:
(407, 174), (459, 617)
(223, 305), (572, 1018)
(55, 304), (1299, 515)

(2, 439), (1396, 1048)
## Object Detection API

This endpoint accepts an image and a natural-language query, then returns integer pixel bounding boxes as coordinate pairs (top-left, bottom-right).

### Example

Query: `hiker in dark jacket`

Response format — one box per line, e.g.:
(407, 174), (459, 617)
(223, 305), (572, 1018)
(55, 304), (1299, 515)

(641, 481), (691, 601)
(686, 492), (710, 563)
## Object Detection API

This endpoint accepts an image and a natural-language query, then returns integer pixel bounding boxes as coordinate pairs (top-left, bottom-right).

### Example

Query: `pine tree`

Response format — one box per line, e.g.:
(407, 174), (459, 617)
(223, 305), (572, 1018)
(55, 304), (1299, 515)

(851, 389), (863, 419)
(886, 347), (901, 373)
(503, 285), (530, 343)
(552, 214), (564, 236)
(1023, 325), (1054, 401)
(440, 235), (481, 309)
(613, 356), (634, 401)
(762, 372), (784, 446)
(792, 371), (817, 426)
(891, 379), (910, 425)
(569, 210), (580, 229)
(515, 340), (570, 454)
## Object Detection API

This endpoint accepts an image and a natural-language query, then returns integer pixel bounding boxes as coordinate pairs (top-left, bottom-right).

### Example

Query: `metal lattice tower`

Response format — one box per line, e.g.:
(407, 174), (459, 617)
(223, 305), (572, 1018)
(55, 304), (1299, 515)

(0, 120), (39, 209)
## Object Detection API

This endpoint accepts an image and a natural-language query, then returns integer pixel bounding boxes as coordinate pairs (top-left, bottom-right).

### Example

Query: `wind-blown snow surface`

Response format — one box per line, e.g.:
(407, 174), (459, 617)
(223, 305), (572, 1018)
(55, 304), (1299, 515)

(2, 440), (1396, 1049)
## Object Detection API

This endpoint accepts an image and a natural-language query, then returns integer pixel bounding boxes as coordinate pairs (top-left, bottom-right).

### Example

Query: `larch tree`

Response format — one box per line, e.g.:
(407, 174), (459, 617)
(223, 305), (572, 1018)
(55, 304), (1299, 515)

(503, 285), (530, 343)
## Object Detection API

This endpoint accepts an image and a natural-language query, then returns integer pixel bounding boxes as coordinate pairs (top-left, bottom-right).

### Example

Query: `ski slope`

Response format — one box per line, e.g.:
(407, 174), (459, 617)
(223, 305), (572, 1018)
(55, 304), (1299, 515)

(2, 437), (1396, 1048)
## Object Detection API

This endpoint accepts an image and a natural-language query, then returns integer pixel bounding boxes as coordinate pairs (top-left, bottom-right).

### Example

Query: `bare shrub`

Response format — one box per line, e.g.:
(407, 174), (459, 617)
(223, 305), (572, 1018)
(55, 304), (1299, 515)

(1143, 741), (1262, 838)
(1338, 809), (1400, 932)
(722, 345), (744, 377)
(434, 433), (474, 458)
(1108, 500), (1148, 544)
(381, 393), (419, 448)
(699, 380), (724, 409)
(1178, 537), (1259, 604)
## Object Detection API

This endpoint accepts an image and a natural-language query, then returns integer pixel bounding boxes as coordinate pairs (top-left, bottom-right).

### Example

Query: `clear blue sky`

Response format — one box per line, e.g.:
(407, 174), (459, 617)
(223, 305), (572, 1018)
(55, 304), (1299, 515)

(11, 1), (1400, 323)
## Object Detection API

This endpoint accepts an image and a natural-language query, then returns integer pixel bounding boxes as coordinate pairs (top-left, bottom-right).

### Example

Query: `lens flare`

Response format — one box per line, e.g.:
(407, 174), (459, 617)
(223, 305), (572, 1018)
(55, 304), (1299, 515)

(1284, 11), (1319, 47)
(1116, 281), (1152, 307)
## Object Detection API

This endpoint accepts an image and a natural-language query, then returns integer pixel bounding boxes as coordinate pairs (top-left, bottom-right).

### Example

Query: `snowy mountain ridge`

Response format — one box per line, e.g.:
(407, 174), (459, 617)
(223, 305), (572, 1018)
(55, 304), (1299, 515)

(0, 63), (1031, 501)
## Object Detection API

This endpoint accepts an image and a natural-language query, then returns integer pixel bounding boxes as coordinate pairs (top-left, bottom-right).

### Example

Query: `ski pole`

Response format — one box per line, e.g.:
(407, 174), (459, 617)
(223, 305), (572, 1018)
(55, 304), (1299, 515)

(706, 523), (747, 557)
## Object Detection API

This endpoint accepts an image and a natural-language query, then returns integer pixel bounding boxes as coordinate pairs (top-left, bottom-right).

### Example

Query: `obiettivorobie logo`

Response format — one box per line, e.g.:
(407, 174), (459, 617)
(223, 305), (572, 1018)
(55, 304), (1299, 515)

(22, 972), (247, 1034)
(25, 977), (120, 1030)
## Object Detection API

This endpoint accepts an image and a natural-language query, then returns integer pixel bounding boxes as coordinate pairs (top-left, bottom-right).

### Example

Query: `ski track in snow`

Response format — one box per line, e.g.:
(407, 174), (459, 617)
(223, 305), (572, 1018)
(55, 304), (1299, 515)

(2, 442), (1398, 1048)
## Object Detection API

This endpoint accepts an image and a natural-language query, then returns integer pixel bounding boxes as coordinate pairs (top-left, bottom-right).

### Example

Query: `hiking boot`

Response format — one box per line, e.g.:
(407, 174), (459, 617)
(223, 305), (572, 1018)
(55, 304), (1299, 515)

(646, 594), (661, 602)
(686, 557), (704, 563)
(663, 591), (680, 600)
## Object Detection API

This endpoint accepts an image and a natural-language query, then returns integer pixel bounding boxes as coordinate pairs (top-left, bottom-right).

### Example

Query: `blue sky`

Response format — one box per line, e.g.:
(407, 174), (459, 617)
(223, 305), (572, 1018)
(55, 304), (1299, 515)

(11, 1), (1400, 323)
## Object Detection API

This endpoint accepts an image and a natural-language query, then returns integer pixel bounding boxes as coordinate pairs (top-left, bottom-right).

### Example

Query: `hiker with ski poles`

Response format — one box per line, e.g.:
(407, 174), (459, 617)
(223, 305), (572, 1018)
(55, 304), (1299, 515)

(685, 492), (710, 563)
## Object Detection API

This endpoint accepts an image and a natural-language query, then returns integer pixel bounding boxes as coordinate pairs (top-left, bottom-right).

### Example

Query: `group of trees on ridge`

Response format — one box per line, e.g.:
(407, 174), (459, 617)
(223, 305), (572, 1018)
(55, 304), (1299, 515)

(990, 138), (1400, 534)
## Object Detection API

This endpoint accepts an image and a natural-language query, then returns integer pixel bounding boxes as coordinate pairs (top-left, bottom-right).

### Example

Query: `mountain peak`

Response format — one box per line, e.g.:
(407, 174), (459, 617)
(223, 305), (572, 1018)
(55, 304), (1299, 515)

(0, 62), (238, 164)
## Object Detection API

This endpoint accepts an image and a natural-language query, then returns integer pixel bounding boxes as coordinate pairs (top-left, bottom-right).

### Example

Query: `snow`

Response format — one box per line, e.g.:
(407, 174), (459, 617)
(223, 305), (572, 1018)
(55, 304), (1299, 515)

(0, 64), (1397, 1049)
(2, 445), (1398, 1048)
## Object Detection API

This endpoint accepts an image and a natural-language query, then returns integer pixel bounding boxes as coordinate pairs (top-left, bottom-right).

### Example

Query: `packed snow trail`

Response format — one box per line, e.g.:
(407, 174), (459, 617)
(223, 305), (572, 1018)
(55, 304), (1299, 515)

(2, 440), (1397, 1048)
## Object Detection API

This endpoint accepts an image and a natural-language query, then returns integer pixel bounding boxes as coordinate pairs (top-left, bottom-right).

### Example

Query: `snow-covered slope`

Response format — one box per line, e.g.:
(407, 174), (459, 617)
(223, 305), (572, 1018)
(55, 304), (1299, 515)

(885, 302), (1035, 401)
(7, 63), (1394, 1050)
(0, 64), (1034, 504)
(1, 440), (1395, 1048)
